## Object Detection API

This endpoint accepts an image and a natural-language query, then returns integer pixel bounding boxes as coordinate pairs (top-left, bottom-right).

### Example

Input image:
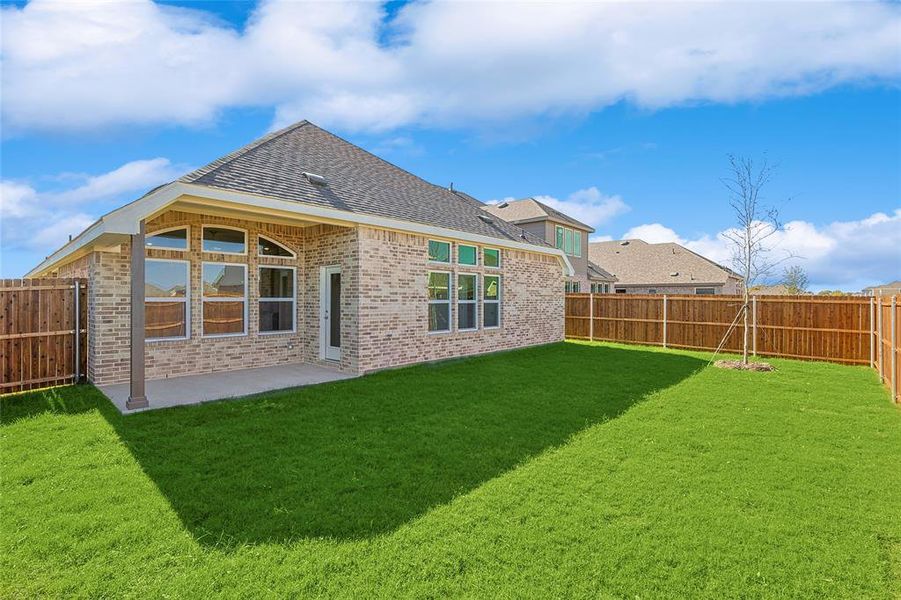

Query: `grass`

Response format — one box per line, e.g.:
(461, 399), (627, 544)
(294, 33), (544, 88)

(2, 341), (899, 598)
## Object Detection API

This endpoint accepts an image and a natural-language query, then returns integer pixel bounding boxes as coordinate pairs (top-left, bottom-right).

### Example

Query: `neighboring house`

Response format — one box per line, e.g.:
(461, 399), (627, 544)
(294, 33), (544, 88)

(27, 121), (572, 399)
(863, 281), (901, 296)
(588, 239), (743, 295)
(482, 198), (616, 292)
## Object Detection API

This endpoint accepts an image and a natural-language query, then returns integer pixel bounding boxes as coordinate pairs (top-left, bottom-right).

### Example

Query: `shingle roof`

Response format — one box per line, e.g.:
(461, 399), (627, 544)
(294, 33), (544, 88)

(178, 121), (548, 247)
(588, 239), (739, 286)
(482, 198), (594, 232)
(587, 261), (617, 282)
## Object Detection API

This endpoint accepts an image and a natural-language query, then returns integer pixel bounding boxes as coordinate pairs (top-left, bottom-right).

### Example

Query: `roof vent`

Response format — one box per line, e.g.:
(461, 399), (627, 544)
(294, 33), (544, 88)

(670, 272), (679, 277)
(620, 240), (630, 246)
(478, 214), (494, 224)
(303, 172), (327, 186)
(497, 201), (509, 208)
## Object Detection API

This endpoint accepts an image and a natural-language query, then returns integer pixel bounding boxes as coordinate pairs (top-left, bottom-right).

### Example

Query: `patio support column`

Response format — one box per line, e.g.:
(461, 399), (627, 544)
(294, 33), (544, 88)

(126, 219), (149, 409)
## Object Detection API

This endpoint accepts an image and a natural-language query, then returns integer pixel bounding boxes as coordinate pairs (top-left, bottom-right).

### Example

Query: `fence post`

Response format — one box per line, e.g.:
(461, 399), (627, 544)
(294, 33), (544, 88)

(877, 296), (884, 382)
(662, 295), (667, 348)
(73, 280), (81, 384)
(892, 296), (897, 403)
(870, 297), (875, 368)
(752, 295), (757, 356)
(589, 293), (594, 341)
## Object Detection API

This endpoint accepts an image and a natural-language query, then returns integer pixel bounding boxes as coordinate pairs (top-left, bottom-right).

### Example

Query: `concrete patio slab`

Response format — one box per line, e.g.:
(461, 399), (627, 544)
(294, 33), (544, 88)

(99, 362), (356, 413)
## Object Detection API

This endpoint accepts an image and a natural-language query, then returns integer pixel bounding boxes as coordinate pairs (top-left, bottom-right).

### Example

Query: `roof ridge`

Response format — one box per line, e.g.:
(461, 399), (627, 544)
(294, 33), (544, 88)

(180, 120), (311, 183)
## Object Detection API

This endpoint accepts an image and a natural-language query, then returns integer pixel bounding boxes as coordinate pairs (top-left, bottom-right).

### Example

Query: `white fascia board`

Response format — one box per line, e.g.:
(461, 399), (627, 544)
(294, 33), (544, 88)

(27, 182), (575, 277)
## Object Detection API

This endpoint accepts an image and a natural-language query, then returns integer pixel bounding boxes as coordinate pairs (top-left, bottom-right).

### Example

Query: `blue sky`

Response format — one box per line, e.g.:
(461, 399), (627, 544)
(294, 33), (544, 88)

(1, 0), (899, 290)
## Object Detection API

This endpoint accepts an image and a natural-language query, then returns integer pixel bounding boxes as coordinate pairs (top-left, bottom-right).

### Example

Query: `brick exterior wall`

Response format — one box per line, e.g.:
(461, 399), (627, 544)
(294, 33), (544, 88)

(63, 210), (564, 385)
(356, 227), (564, 372)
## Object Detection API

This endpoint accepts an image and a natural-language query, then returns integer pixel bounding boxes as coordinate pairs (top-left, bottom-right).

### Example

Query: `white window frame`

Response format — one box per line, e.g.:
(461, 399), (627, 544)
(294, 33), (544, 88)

(201, 261), (248, 338)
(456, 272), (478, 332)
(457, 244), (477, 267)
(483, 247), (501, 269)
(428, 270), (452, 333)
(145, 258), (190, 342)
(145, 225), (190, 252)
(257, 234), (297, 259)
(428, 239), (452, 264)
(202, 225), (248, 256)
(258, 265), (296, 335)
(483, 274), (501, 329)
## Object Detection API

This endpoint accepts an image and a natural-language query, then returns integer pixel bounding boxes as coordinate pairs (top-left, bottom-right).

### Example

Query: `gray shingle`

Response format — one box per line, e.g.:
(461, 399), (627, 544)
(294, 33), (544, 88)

(179, 121), (549, 247)
(482, 197), (594, 232)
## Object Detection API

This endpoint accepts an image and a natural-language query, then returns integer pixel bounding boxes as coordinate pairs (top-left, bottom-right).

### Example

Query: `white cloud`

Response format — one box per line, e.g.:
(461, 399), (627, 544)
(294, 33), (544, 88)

(0, 158), (184, 257)
(2, 0), (899, 133)
(617, 210), (901, 290)
(534, 187), (630, 229)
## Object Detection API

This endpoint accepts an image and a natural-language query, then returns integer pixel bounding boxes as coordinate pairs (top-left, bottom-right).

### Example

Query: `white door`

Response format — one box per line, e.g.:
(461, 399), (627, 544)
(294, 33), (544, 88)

(320, 266), (341, 361)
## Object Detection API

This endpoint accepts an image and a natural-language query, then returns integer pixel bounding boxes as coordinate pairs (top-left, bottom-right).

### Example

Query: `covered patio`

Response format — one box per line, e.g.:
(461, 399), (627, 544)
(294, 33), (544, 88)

(100, 362), (355, 413)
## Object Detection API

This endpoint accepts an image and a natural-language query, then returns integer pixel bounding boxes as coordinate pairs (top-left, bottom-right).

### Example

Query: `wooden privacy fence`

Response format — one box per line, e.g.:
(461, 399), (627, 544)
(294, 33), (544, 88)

(566, 293), (900, 402)
(0, 278), (87, 393)
(874, 295), (900, 403)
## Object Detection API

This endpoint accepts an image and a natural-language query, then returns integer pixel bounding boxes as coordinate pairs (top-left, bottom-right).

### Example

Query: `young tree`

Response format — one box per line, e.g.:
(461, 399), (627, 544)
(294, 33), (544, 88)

(781, 265), (808, 295)
(721, 155), (791, 365)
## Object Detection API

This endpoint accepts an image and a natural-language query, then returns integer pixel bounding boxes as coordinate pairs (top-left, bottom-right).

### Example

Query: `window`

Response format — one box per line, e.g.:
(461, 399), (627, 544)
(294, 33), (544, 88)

(259, 267), (295, 333)
(457, 274), (477, 331)
(428, 272), (451, 332)
(695, 287), (716, 295)
(483, 247), (500, 268)
(458, 244), (477, 266)
(648, 289), (657, 295)
(591, 283), (611, 294)
(484, 275), (500, 328)
(428, 240), (450, 263)
(145, 259), (189, 340)
(258, 235), (295, 258)
(554, 225), (583, 257)
(202, 262), (247, 336)
(202, 226), (246, 255)
(564, 281), (581, 293)
(146, 227), (188, 251)
(616, 288), (626, 294)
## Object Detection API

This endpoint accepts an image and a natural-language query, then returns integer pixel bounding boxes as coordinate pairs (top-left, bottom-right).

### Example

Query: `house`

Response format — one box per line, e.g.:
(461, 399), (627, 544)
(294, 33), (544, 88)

(588, 239), (743, 295)
(482, 198), (616, 292)
(863, 281), (901, 296)
(749, 284), (794, 295)
(27, 121), (572, 408)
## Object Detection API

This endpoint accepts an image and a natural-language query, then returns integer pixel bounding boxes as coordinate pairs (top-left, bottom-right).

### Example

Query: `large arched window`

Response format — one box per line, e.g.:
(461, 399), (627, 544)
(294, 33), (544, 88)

(258, 234), (296, 259)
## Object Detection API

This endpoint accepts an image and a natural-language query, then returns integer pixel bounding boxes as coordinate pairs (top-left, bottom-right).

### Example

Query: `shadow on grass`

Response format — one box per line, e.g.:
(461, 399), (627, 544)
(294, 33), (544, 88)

(2, 343), (703, 546)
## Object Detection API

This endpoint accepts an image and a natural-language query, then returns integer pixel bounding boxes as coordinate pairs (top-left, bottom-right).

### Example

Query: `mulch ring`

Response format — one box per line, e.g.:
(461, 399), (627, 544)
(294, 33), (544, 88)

(714, 360), (775, 372)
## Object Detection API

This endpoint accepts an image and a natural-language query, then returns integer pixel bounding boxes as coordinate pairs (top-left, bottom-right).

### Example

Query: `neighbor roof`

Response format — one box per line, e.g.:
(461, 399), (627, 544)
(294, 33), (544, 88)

(180, 121), (547, 247)
(863, 280), (901, 293)
(587, 261), (617, 282)
(588, 239), (739, 286)
(482, 198), (594, 232)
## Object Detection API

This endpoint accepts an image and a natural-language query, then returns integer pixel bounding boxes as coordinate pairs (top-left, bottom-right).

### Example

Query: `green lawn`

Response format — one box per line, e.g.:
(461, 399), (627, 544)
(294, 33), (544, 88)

(2, 342), (899, 598)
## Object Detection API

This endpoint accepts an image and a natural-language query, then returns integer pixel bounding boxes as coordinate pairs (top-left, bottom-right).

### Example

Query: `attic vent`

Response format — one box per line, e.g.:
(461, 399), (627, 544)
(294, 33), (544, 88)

(620, 240), (630, 246)
(670, 272), (679, 277)
(497, 201), (509, 208)
(478, 214), (494, 224)
(303, 172), (327, 186)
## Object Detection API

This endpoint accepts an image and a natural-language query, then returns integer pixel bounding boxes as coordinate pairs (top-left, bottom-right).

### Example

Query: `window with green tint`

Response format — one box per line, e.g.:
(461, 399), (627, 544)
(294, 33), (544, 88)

(564, 229), (573, 254)
(573, 231), (582, 257)
(428, 240), (450, 263)
(458, 244), (476, 265)
(555, 226), (564, 249)
(484, 248), (500, 268)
